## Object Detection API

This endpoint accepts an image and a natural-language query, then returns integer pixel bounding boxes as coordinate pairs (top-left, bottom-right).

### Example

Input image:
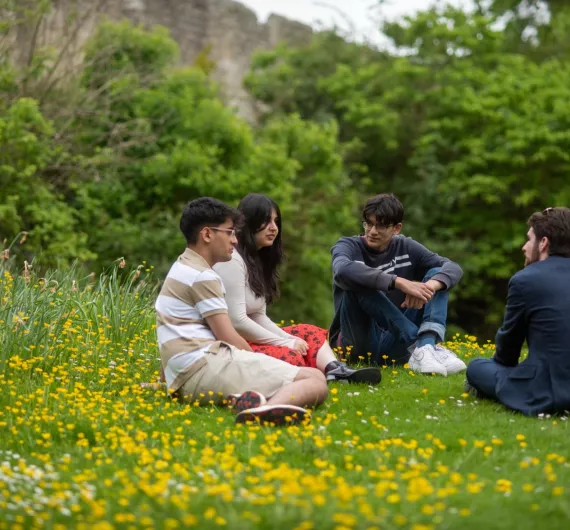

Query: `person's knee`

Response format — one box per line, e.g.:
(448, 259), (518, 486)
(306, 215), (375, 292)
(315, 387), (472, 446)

(423, 267), (442, 281)
(466, 357), (490, 381)
(297, 367), (327, 386)
(296, 368), (328, 403)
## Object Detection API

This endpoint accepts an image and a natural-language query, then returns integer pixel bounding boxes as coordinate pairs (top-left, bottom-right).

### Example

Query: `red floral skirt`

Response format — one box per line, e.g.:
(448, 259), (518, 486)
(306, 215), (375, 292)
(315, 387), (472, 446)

(248, 324), (328, 368)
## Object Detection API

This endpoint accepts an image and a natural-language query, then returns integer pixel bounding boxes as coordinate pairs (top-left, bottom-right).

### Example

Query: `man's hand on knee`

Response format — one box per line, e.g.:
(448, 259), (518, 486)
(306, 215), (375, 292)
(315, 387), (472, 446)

(395, 277), (435, 306)
(401, 294), (426, 309)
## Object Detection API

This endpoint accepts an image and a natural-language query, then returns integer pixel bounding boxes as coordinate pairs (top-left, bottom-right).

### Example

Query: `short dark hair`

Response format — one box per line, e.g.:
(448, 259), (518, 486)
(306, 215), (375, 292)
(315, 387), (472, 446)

(180, 197), (241, 244)
(528, 207), (570, 258)
(362, 193), (404, 226)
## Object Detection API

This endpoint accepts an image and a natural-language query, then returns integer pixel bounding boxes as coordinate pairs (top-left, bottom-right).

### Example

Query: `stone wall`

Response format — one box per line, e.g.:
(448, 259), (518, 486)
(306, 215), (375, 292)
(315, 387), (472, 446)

(9, 0), (312, 120)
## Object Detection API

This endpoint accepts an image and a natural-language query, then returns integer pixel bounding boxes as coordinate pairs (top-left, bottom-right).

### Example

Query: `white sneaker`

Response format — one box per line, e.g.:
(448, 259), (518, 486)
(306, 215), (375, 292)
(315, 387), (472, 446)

(409, 345), (447, 376)
(433, 345), (467, 375)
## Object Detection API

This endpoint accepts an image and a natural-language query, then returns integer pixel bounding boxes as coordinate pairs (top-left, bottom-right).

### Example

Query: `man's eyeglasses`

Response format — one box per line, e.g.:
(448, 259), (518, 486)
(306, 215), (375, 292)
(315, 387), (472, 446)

(204, 227), (236, 237)
(362, 221), (394, 232)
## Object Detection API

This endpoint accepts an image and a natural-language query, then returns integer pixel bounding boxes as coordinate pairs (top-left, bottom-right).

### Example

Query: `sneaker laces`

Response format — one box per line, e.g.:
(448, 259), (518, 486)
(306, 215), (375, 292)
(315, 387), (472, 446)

(412, 345), (431, 361)
(434, 345), (457, 359)
(434, 347), (448, 357)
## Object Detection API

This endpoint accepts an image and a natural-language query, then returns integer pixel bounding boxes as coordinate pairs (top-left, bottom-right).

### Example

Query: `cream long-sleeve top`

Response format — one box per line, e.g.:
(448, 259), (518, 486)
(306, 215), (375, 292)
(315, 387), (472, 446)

(214, 251), (297, 348)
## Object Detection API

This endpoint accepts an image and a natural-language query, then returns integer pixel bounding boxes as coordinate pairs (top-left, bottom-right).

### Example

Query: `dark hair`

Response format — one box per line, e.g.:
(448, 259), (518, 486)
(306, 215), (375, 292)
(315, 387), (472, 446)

(180, 197), (241, 244)
(528, 207), (570, 258)
(362, 193), (404, 226)
(236, 193), (283, 304)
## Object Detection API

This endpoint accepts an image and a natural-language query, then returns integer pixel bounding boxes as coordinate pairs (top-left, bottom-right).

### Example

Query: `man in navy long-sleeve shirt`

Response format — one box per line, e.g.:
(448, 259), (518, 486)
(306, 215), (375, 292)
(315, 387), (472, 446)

(329, 193), (465, 376)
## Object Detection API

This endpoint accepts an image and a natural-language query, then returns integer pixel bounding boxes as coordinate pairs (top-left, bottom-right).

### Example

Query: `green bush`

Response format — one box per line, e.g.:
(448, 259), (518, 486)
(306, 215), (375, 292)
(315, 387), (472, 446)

(245, 6), (570, 336)
(0, 16), (358, 328)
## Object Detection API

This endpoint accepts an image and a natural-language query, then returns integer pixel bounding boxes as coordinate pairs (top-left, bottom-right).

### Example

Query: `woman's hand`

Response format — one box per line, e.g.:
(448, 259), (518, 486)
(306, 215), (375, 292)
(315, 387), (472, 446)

(292, 338), (309, 356)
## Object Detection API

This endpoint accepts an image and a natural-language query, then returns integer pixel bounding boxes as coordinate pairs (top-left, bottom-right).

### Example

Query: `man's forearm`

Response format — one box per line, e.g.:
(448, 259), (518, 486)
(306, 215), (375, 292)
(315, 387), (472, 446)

(334, 260), (392, 292)
(218, 330), (252, 351)
(206, 313), (254, 352)
(492, 277), (526, 367)
(425, 279), (445, 292)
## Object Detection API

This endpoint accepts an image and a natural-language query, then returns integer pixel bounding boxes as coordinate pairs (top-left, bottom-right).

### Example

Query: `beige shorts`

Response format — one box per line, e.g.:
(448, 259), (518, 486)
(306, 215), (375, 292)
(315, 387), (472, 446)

(179, 345), (300, 404)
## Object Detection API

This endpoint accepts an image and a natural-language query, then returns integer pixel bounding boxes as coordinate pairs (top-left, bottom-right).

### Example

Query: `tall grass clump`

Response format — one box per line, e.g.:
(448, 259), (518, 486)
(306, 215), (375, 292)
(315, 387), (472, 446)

(0, 255), (159, 394)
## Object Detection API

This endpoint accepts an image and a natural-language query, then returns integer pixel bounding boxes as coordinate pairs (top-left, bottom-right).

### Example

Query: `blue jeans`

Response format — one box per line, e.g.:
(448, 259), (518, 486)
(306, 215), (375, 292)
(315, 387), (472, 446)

(466, 358), (514, 400)
(338, 268), (448, 365)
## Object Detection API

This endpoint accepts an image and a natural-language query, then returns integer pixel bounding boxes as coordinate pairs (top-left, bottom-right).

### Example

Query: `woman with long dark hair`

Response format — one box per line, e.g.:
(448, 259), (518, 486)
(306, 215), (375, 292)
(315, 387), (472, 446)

(214, 193), (381, 384)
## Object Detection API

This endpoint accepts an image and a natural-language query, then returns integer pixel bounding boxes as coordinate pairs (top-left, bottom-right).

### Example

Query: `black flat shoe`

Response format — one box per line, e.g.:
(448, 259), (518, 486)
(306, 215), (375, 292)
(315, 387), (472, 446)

(464, 379), (482, 398)
(325, 362), (381, 385)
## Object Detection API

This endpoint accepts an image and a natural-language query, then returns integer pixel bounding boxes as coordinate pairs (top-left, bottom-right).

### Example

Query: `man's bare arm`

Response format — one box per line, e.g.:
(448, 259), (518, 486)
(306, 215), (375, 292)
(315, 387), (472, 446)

(206, 313), (253, 351)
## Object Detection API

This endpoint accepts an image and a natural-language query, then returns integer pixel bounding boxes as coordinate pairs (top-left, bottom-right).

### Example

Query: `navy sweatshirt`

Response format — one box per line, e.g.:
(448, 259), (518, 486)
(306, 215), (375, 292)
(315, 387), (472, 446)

(329, 235), (463, 345)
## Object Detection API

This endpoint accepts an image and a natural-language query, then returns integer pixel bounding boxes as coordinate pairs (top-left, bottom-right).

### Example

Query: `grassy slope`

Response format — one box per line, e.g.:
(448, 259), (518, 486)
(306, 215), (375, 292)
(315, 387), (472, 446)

(1, 267), (569, 530)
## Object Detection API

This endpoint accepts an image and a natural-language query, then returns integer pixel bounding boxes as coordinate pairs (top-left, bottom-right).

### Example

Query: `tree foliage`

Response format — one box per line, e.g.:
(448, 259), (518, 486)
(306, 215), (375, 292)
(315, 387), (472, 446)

(246, 4), (570, 335)
(3, 1), (570, 335)
(0, 12), (357, 327)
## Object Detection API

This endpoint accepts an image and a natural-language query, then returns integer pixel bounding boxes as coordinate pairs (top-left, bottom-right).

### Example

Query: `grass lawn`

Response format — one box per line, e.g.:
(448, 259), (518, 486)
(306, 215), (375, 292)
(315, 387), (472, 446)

(1, 265), (569, 530)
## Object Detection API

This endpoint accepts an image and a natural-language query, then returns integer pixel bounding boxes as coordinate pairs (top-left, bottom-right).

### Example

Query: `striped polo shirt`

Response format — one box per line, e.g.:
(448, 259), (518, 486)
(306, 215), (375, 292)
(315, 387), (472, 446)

(155, 248), (228, 391)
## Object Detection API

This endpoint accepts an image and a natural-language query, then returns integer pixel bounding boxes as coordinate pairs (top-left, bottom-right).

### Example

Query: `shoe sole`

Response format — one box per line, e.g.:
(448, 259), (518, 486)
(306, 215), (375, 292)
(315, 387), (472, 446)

(434, 347), (466, 375)
(228, 391), (266, 413)
(327, 376), (350, 385)
(342, 367), (382, 385)
(235, 405), (307, 426)
(445, 364), (467, 375)
(409, 362), (447, 376)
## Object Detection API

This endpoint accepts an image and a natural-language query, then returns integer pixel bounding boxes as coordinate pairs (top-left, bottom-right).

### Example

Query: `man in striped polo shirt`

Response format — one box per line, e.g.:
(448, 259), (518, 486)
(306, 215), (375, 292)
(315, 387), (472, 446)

(156, 197), (328, 424)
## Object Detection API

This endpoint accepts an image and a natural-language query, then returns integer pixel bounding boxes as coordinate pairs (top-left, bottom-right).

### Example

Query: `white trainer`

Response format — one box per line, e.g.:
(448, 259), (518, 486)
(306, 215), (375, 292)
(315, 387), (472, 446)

(409, 344), (447, 376)
(432, 345), (467, 375)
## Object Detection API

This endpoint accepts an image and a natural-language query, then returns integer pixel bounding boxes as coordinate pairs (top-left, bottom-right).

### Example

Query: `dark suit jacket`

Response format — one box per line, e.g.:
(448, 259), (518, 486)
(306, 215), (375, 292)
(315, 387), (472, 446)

(494, 256), (570, 416)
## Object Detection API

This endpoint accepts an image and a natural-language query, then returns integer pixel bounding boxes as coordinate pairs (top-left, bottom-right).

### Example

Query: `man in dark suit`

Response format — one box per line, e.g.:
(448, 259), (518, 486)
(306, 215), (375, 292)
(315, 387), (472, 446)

(466, 207), (570, 416)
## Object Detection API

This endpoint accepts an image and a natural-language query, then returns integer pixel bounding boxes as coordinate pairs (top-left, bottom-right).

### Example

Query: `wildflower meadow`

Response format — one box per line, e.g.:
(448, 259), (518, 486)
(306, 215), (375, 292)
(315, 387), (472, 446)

(1, 260), (569, 530)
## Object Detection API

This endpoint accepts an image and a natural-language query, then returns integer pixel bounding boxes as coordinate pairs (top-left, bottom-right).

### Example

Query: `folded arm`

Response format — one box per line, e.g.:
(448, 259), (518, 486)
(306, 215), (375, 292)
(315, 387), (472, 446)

(206, 313), (252, 351)
(410, 239), (463, 290)
(249, 309), (296, 344)
(216, 257), (295, 347)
